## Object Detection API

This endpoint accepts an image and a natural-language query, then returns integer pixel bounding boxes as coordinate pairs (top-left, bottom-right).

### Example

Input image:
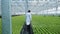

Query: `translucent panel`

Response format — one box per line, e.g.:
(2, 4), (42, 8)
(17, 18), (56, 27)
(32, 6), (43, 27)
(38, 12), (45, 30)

(10, 0), (60, 15)
(12, 0), (20, 1)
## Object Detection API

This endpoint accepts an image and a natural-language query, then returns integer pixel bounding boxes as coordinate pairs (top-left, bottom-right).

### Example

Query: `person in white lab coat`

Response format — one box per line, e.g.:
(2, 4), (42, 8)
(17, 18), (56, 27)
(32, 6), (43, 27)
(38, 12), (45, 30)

(26, 10), (32, 26)
(25, 10), (32, 32)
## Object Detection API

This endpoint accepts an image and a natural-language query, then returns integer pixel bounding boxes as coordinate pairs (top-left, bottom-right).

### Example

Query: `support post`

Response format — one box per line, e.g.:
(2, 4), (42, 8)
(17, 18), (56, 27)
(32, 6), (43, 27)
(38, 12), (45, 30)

(25, 0), (28, 13)
(1, 0), (12, 34)
(56, 0), (58, 15)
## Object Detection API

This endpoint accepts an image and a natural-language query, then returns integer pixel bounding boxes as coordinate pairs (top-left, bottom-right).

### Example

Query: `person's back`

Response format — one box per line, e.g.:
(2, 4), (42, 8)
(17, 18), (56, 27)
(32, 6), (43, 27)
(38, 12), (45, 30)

(26, 10), (32, 25)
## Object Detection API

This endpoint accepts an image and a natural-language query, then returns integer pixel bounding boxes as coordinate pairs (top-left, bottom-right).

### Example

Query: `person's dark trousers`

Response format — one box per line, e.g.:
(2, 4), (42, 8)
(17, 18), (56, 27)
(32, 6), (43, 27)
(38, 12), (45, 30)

(26, 24), (31, 34)
(27, 25), (30, 31)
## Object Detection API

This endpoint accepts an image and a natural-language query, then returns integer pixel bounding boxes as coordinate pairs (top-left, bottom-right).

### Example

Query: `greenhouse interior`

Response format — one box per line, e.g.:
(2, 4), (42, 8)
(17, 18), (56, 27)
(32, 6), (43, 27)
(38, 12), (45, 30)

(0, 0), (60, 34)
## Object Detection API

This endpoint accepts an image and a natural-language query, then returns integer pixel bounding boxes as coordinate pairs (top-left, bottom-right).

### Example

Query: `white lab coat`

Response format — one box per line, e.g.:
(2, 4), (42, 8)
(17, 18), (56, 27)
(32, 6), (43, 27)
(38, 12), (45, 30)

(26, 13), (32, 25)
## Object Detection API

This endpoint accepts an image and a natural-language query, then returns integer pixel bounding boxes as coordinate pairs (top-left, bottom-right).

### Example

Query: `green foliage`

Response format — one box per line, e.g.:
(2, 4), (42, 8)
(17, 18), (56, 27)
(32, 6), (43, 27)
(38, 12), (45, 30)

(0, 18), (2, 34)
(0, 15), (60, 34)
(12, 15), (25, 34)
(0, 15), (25, 34)
(32, 15), (60, 34)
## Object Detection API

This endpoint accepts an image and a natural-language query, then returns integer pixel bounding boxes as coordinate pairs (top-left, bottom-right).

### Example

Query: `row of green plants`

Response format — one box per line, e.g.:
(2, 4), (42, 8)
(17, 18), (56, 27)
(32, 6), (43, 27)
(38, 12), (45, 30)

(0, 15), (60, 34)
(32, 15), (60, 34)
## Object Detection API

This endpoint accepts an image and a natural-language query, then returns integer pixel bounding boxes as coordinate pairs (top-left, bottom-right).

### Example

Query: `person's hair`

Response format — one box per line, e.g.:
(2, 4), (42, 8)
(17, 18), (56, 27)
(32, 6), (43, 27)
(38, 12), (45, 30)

(28, 10), (31, 13)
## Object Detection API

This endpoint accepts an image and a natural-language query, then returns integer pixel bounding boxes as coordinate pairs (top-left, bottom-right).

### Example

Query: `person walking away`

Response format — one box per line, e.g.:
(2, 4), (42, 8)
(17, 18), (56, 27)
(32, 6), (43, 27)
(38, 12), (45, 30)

(26, 10), (32, 33)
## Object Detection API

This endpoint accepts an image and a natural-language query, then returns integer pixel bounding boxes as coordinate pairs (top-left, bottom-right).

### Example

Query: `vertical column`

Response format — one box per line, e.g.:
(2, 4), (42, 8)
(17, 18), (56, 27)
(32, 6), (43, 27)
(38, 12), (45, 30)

(1, 0), (12, 34)
(25, 0), (28, 13)
(56, 0), (58, 11)
(56, 0), (58, 15)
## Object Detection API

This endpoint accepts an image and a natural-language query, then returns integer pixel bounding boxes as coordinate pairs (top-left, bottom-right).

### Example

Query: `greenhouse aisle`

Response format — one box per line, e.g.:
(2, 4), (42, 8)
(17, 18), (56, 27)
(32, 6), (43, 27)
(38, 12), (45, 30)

(20, 23), (34, 34)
